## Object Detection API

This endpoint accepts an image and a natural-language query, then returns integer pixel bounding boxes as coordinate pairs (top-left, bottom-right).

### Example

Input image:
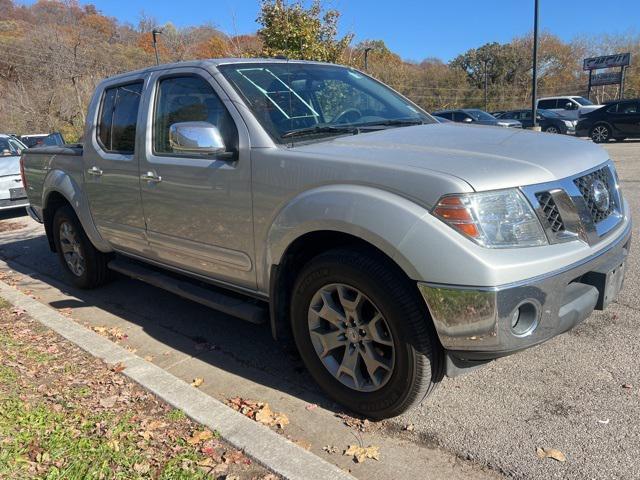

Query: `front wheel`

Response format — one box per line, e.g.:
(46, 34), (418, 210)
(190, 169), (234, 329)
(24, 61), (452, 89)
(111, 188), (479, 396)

(52, 206), (110, 289)
(291, 249), (443, 419)
(543, 125), (560, 134)
(590, 124), (611, 143)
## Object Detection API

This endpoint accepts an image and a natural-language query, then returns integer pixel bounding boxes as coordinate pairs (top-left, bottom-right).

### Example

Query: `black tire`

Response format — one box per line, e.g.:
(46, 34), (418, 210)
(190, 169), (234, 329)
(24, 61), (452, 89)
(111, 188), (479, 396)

(290, 249), (443, 419)
(590, 124), (611, 143)
(52, 205), (110, 289)
(543, 125), (560, 134)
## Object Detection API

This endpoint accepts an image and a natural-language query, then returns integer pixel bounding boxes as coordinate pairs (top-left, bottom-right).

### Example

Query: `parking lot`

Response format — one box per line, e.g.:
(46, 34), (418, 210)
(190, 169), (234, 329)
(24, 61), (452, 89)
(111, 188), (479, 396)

(0, 141), (638, 480)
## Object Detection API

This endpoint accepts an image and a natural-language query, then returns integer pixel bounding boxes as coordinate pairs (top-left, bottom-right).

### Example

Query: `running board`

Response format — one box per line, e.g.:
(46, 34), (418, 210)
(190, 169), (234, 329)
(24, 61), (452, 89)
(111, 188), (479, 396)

(108, 258), (267, 325)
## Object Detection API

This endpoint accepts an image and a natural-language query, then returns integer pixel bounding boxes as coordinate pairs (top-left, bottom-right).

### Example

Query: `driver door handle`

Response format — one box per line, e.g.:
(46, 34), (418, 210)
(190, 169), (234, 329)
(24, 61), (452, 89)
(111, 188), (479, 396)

(87, 166), (103, 176)
(141, 171), (162, 184)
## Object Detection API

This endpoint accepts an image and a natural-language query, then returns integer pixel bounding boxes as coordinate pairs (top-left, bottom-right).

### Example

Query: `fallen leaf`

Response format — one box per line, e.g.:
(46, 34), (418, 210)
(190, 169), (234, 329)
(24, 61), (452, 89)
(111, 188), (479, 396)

(255, 404), (274, 425)
(191, 377), (204, 388)
(344, 444), (380, 463)
(404, 423), (415, 432)
(110, 362), (126, 373)
(536, 447), (566, 462)
(107, 439), (120, 452)
(99, 395), (118, 408)
(305, 403), (318, 411)
(133, 463), (150, 474)
(294, 439), (312, 450)
(622, 384), (632, 389)
(187, 430), (213, 445)
(93, 326), (108, 335)
(144, 355), (154, 362)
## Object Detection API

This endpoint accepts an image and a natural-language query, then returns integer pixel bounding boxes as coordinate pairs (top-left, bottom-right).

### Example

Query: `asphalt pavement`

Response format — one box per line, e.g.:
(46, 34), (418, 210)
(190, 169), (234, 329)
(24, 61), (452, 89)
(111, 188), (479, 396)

(0, 141), (638, 479)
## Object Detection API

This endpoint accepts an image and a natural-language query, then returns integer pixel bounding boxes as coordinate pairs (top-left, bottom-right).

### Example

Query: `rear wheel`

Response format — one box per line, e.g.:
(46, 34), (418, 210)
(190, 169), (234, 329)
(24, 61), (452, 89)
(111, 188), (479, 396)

(52, 206), (110, 289)
(590, 124), (611, 143)
(290, 249), (443, 419)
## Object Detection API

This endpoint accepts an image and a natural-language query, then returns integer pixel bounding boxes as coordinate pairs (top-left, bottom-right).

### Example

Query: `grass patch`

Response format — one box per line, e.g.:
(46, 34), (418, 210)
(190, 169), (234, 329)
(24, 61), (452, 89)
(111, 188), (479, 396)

(167, 409), (187, 421)
(0, 298), (11, 310)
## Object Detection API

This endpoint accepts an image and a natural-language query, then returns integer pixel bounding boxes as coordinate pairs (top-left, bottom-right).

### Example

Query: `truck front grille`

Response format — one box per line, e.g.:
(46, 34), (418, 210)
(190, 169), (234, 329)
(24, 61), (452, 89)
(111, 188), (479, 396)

(535, 192), (565, 233)
(573, 167), (615, 224)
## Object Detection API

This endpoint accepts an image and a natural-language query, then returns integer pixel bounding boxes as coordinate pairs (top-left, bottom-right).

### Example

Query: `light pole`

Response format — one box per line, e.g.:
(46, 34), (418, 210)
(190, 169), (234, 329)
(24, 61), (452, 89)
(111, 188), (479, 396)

(364, 47), (373, 71)
(152, 29), (163, 66)
(531, 0), (539, 129)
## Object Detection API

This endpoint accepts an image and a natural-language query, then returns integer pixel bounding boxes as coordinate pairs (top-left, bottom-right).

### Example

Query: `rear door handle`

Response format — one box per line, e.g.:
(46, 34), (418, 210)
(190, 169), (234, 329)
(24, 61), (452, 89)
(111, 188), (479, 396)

(141, 171), (162, 183)
(87, 166), (103, 176)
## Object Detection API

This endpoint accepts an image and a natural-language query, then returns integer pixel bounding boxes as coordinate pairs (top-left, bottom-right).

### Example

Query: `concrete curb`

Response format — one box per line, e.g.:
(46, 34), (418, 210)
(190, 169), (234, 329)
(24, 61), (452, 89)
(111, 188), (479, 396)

(0, 279), (355, 480)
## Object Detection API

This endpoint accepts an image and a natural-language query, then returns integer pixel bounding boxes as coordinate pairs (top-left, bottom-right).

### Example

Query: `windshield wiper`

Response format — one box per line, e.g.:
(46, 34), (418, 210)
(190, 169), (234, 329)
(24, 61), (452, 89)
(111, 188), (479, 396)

(281, 125), (360, 139)
(354, 118), (426, 129)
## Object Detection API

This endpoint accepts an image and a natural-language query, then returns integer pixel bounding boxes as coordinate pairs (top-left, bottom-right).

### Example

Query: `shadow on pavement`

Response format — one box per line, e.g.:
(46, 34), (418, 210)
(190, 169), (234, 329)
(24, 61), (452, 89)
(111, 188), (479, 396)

(0, 232), (341, 414)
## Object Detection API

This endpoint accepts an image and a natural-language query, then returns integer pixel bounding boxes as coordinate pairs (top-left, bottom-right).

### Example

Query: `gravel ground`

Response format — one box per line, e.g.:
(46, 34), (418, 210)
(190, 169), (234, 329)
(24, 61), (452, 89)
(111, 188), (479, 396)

(390, 141), (640, 480)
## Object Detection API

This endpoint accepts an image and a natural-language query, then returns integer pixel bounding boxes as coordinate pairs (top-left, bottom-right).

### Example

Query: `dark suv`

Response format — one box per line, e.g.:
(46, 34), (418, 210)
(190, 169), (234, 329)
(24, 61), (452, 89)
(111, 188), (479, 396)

(575, 99), (640, 143)
(495, 109), (576, 134)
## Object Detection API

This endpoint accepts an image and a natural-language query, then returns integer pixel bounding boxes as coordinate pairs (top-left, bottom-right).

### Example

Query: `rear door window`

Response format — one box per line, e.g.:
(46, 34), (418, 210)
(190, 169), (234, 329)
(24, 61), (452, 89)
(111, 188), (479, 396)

(619, 102), (639, 114)
(538, 99), (557, 109)
(97, 82), (143, 153)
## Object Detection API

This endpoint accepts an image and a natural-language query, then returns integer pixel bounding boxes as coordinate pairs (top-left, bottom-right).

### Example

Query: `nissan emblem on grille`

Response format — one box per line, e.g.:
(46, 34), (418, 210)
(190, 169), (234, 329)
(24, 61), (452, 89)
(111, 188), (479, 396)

(590, 179), (610, 213)
(574, 167), (615, 224)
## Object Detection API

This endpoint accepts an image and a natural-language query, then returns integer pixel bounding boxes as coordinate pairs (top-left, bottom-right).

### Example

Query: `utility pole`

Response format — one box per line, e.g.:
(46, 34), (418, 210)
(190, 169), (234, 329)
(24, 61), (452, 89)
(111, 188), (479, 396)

(531, 0), (540, 129)
(364, 47), (373, 71)
(152, 29), (162, 66)
(484, 59), (489, 111)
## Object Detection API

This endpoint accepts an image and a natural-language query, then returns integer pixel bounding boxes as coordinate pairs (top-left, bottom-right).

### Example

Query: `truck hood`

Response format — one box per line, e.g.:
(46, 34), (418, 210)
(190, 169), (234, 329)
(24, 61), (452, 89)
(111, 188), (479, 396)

(294, 123), (608, 191)
(0, 156), (21, 177)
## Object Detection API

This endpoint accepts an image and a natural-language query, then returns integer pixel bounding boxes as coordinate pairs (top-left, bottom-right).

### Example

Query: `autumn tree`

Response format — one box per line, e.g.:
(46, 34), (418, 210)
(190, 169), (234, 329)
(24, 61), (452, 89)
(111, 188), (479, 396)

(257, 0), (353, 62)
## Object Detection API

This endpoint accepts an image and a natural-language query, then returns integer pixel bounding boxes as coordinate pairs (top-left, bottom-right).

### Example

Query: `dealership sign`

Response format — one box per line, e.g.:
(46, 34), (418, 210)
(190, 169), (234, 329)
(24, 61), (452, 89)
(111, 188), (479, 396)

(583, 53), (631, 71)
(591, 71), (623, 86)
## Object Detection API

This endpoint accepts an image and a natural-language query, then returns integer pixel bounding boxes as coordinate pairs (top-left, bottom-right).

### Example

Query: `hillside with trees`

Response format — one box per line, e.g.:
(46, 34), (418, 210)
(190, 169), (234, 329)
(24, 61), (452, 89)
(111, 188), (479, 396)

(1, 0), (638, 140)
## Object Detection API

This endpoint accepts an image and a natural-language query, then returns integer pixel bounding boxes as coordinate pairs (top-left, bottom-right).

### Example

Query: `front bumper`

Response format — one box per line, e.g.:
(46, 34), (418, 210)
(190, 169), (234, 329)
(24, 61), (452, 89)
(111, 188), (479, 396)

(419, 220), (631, 370)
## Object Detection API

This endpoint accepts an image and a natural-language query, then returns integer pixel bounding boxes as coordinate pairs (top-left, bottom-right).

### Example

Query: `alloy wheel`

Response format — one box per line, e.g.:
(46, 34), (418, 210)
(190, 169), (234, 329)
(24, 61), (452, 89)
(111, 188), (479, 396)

(307, 283), (395, 392)
(59, 221), (85, 277)
(546, 126), (559, 134)
(591, 125), (609, 143)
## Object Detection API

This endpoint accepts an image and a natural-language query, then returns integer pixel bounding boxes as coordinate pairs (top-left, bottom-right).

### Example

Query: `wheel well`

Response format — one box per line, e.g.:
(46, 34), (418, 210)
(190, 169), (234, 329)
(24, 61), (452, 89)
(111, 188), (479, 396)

(269, 231), (417, 342)
(43, 192), (71, 252)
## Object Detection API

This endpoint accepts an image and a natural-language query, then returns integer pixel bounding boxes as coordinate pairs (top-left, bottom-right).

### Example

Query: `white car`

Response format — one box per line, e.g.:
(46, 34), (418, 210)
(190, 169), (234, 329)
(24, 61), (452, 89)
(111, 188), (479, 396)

(0, 134), (29, 211)
(536, 96), (603, 120)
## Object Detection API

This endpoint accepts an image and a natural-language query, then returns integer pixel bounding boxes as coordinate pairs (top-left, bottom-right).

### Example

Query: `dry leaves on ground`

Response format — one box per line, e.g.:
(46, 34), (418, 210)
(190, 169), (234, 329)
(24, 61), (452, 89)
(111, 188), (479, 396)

(227, 397), (289, 429)
(187, 429), (214, 445)
(536, 447), (567, 462)
(191, 377), (204, 388)
(344, 444), (380, 463)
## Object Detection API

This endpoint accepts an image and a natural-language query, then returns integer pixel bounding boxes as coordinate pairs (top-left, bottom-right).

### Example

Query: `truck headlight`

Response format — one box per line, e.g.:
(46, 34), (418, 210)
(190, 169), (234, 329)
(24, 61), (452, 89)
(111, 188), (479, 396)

(433, 189), (547, 248)
(564, 120), (575, 128)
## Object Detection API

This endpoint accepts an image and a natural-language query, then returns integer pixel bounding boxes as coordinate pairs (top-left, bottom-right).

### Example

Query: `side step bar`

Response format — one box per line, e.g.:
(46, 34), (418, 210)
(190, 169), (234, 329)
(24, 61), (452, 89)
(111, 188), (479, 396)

(108, 258), (268, 325)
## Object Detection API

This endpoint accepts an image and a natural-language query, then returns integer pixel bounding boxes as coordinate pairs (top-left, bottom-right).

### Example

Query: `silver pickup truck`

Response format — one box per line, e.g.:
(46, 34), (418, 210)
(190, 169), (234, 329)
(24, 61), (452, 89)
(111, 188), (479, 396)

(21, 59), (631, 419)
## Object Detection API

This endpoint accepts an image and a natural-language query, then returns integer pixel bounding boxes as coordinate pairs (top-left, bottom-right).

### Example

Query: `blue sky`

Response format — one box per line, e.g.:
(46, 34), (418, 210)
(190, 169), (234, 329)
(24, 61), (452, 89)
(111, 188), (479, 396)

(21, 0), (640, 61)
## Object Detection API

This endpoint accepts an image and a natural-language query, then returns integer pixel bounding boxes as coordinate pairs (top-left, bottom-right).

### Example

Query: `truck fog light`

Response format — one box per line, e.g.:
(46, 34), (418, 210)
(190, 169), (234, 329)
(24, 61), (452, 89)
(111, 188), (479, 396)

(510, 302), (539, 336)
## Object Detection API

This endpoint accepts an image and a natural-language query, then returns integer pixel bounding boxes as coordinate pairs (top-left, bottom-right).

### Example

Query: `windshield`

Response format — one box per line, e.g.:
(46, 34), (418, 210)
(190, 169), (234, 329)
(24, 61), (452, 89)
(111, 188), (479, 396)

(218, 62), (432, 142)
(0, 137), (25, 157)
(573, 97), (593, 106)
(465, 110), (496, 121)
(537, 109), (560, 118)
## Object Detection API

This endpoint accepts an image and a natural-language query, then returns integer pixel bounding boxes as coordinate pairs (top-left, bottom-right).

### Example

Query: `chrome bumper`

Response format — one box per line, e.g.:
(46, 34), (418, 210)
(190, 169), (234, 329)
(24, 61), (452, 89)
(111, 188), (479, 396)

(419, 221), (631, 362)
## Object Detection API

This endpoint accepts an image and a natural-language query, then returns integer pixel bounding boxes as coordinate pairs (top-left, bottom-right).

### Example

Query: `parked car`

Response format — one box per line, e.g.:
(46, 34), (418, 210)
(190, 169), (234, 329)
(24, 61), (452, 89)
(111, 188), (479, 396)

(575, 99), (640, 143)
(21, 59), (630, 419)
(0, 134), (29, 211)
(536, 96), (603, 120)
(20, 132), (65, 148)
(433, 109), (522, 128)
(495, 109), (577, 134)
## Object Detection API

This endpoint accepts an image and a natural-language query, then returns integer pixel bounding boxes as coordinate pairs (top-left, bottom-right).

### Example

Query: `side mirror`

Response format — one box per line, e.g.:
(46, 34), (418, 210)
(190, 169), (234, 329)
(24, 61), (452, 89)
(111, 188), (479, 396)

(169, 122), (226, 155)
(462, 117), (473, 123)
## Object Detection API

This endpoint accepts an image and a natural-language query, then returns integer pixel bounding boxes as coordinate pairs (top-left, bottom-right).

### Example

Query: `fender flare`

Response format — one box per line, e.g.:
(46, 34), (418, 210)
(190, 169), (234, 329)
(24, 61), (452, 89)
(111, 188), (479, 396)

(263, 184), (433, 290)
(42, 169), (112, 252)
